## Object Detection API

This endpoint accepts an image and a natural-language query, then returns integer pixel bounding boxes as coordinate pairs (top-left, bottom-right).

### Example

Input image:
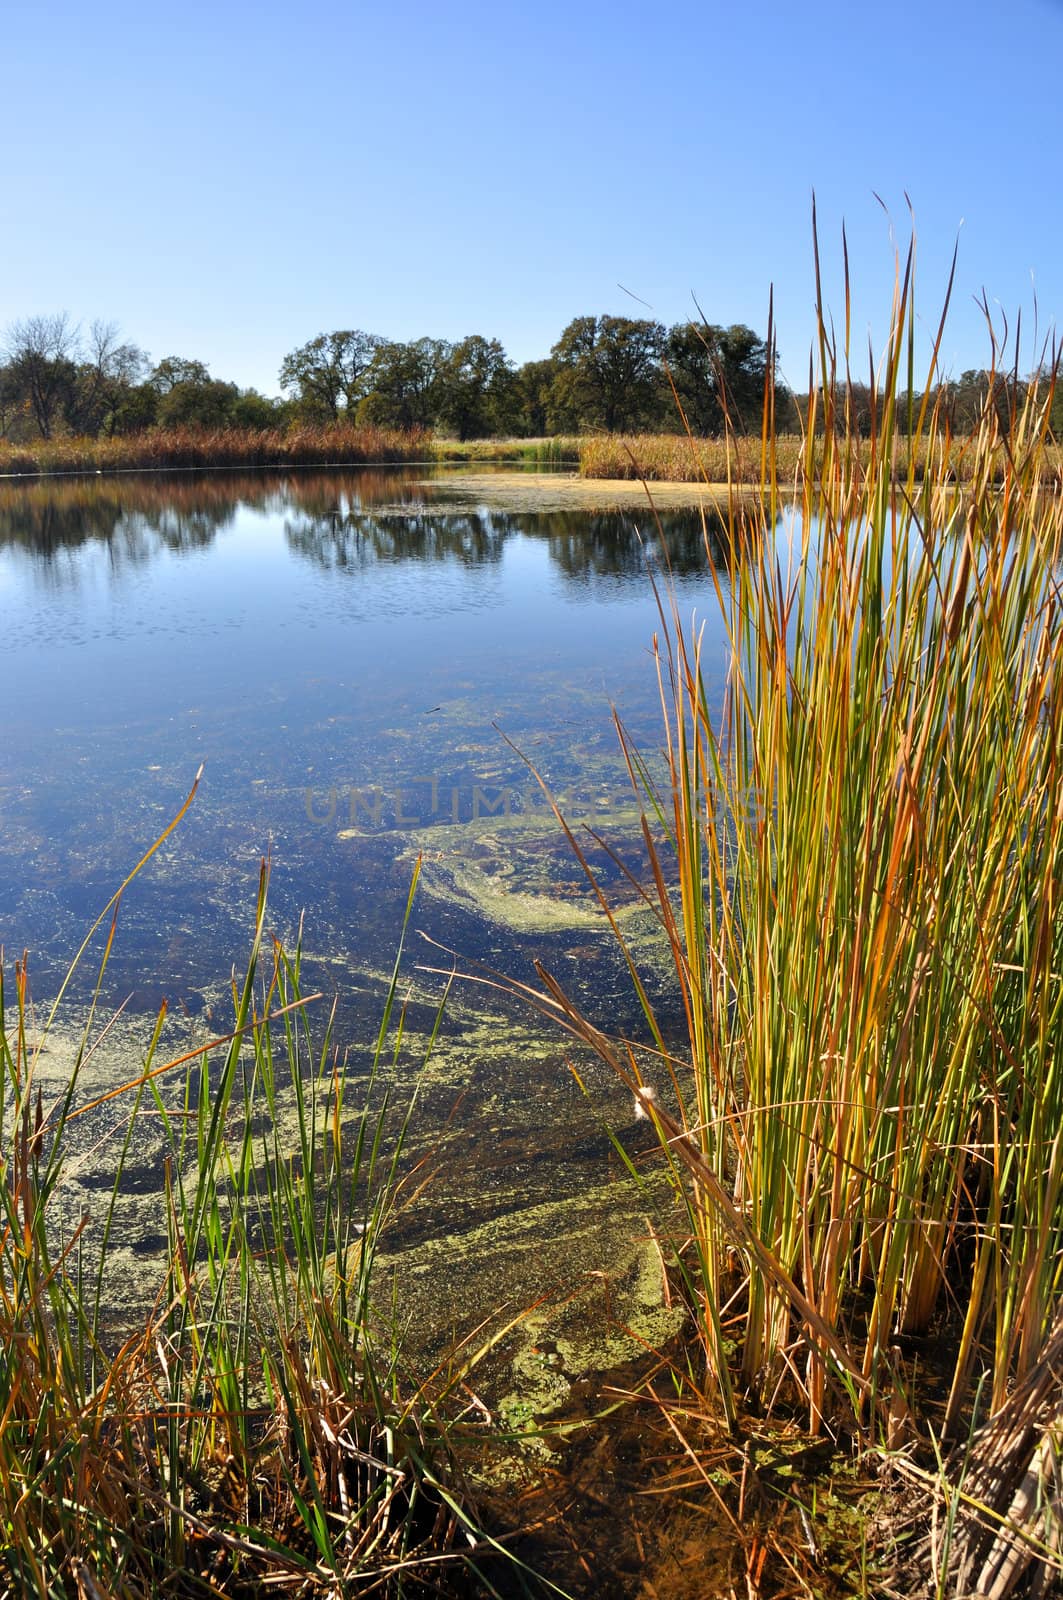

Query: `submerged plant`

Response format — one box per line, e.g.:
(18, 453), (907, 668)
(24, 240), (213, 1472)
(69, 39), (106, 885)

(0, 783), (496, 1597)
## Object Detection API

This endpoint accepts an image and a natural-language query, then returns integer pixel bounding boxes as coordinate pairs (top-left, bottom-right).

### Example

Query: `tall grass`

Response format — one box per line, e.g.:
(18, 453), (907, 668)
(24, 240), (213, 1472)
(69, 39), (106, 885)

(578, 426), (1063, 486)
(11, 421), (1057, 487)
(0, 422), (430, 477)
(0, 780), (490, 1596)
(527, 231), (1063, 1469)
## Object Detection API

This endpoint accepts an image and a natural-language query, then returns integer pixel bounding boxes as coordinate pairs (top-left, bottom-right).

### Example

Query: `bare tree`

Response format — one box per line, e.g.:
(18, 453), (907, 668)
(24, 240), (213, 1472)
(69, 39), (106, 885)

(3, 313), (80, 438)
(73, 320), (149, 435)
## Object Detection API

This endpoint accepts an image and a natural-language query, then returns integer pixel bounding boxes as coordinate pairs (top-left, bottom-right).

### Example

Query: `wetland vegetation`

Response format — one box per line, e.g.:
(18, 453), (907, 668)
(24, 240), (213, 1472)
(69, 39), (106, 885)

(3, 237), (1063, 1598)
(504, 254), (1063, 1595)
(5, 305), (1060, 484)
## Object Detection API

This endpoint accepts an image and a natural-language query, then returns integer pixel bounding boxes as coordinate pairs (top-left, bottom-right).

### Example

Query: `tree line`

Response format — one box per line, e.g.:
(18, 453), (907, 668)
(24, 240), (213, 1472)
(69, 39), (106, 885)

(2, 311), (1057, 442)
(278, 319), (782, 439)
(0, 313), (783, 442)
(823, 370), (1063, 437)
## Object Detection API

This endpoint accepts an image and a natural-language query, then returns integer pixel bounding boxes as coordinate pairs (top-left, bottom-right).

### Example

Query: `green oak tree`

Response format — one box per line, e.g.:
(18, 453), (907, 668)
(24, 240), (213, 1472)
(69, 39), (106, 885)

(550, 315), (665, 432)
(436, 335), (516, 440)
(150, 356), (212, 393)
(357, 337), (451, 429)
(664, 321), (772, 434)
(279, 330), (383, 421)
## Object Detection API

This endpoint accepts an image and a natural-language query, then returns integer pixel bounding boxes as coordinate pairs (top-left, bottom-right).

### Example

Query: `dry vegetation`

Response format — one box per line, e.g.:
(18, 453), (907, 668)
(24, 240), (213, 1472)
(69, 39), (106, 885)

(578, 425), (1063, 484)
(0, 422), (430, 476)
(8, 420), (1063, 490)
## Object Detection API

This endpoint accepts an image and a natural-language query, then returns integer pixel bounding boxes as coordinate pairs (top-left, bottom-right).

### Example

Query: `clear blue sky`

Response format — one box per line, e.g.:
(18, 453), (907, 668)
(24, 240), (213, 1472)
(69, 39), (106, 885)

(4, 0), (1061, 399)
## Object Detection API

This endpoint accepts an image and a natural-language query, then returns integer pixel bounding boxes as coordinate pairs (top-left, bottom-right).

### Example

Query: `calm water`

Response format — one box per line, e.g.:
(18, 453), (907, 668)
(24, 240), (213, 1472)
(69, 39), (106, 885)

(2, 468), (734, 1002)
(0, 466), (739, 1336)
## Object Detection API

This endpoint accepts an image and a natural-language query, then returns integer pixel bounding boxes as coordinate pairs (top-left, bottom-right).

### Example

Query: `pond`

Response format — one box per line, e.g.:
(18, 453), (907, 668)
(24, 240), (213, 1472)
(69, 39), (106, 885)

(0, 465), (740, 1383)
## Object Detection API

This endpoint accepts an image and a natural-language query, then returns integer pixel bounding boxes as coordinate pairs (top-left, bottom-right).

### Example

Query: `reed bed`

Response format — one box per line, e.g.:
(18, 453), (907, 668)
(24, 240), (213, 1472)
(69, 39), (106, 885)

(0, 790), (492, 1598)
(0, 422), (430, 477)
(519, 239), (1063, 1587)
(578, 426), (1063, 486)
(10, 421), (1058, 489)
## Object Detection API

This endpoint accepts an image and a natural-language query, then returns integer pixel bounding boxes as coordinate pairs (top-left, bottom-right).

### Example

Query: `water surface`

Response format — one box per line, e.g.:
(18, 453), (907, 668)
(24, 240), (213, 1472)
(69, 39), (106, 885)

(0, 466), (736, 1360)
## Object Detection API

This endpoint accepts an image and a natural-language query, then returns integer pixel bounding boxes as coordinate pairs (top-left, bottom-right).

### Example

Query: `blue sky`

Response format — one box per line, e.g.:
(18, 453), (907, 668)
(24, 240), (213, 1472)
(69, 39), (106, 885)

(4, 0), (1061, 399)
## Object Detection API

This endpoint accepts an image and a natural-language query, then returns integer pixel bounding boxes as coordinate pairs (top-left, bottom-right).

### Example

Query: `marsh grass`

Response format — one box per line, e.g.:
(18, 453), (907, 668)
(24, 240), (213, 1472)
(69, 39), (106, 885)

(515, 227), (1063, 1586)
(9, 420), (1057, 489)
(578, 426), (1063, 486)
(0, 778), (498, 1597)
(0, 422), (430, 477)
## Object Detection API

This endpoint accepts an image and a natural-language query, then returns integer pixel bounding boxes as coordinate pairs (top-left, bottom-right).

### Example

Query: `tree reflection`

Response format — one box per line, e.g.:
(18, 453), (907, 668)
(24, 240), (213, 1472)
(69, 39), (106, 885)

(527, 507), (738, 581)
(0, 469), (431, 565)
(284, 508), (508, 569)
(283, 501), (751, 585)
(0, 469), (763, 587)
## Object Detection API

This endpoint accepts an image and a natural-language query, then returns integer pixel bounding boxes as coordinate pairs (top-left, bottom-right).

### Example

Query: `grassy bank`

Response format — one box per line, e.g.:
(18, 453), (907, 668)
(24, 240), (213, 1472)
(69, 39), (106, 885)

(430, 436), (582, 465)
(0, 427), (581, 478)
(6, 420), (1061, 489)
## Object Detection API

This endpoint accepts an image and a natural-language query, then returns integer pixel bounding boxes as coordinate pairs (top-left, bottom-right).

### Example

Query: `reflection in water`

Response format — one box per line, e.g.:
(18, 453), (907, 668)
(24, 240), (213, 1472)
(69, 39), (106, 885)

(536, 507), (737, 581)
(0, 470), (429, 566)
(284, 508), (509, 570)
(0, 469), (760, 587)
(284, 503), (741, 583)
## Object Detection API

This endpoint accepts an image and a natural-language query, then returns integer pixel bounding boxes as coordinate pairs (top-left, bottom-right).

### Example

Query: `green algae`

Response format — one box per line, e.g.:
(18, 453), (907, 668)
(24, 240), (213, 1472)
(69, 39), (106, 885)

(496, 1234), (686, 1447)
(376, 1170), (685, 1460)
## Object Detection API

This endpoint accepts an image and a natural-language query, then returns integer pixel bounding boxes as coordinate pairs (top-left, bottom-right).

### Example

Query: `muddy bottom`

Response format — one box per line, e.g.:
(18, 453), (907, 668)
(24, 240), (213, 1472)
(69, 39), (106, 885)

(463, 1358), (884, 1599)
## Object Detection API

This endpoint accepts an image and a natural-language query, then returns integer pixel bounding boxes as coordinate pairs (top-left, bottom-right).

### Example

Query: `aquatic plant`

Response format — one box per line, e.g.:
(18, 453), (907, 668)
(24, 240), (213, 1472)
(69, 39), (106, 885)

(0, 782), (494, 1597)
(517, 223), (1063, 1584)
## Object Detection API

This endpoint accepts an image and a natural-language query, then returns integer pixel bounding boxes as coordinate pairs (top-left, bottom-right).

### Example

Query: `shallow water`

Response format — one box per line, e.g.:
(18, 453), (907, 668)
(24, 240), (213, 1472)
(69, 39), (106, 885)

(0, 465), (737, 1366)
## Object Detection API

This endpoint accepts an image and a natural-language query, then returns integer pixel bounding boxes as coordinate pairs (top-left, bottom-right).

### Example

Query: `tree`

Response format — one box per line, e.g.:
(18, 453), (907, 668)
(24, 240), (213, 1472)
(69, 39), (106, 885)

(279, 330), (383, 421)
(436, 335), (516, 440)
(357, 338), (451, 429)
(0, 362), (27, 437)
(1032, 364), (1063, 437)
(108, 382), (159, 435)
(934, 369), (1026, 435)
(156, 378), (240, 430)
(150, 355), (212, 393)
(839, 381), (877, 438)
(3, 313), (79, 438)
(550, 315), (665, 433)
(514, 358), (561, 436)
(664, 321), (771, 434)
(230, 388), (286, 430)
(67, 321), (149, 436)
